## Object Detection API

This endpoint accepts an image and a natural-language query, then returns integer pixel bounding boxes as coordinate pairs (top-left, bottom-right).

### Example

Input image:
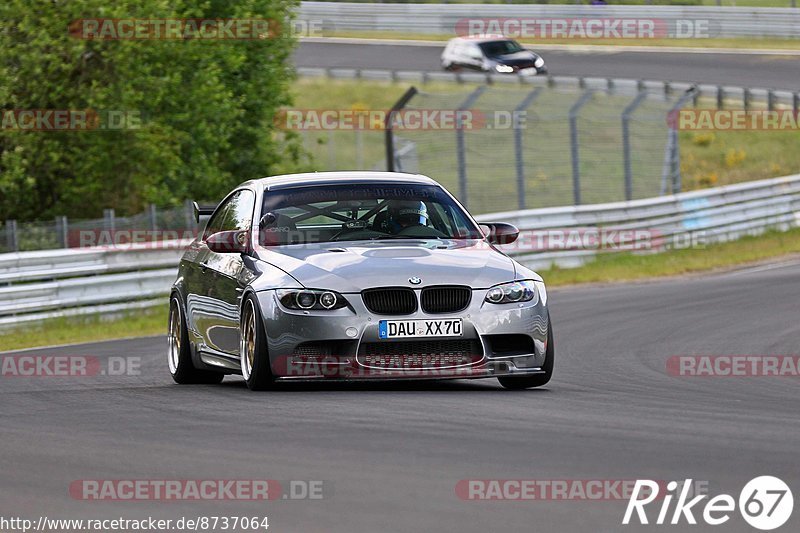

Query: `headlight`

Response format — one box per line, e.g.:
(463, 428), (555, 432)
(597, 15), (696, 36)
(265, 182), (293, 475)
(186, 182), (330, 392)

(534, 57), (545, 68)
(485, 280), (539, 304)
(495, 64), (514, 73)
(277, 289), (348, 310)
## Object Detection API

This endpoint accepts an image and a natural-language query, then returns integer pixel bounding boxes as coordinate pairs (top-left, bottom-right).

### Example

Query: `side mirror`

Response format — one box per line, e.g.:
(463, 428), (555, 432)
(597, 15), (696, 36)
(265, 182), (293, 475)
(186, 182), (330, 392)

(482, 222), (519, 245)
(206, 230), (249, 254)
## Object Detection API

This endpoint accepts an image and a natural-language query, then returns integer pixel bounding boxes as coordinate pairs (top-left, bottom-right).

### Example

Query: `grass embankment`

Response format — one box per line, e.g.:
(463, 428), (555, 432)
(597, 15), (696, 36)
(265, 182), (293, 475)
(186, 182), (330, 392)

(0, 306), (167, 352)
(539, 227), (800, 285)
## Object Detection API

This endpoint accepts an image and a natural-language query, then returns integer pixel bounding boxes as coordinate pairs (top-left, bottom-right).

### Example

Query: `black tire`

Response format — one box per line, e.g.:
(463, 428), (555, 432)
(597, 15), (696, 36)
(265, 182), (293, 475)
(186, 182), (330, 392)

(239, 294), (275, 391)
(497, 317), (554, 390)
(168, 296), (224, 385)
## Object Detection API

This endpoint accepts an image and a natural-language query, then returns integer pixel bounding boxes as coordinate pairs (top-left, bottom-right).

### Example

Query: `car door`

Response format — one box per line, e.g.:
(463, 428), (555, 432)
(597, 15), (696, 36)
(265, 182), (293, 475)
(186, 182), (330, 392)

(189, 189), (256, 357)
(463, 43), (485, 71)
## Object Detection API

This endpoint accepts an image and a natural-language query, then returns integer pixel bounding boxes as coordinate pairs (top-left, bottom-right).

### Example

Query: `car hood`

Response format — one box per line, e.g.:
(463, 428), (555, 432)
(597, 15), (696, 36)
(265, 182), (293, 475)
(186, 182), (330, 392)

(493, 50), (538, 66)
(256, 239), (517, 293)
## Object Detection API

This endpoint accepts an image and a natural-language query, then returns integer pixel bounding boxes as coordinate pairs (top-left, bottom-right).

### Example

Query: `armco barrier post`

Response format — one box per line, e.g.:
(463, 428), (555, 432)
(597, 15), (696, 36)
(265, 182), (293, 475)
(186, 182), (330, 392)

(514, 87), (543, 210)
(569, 90), (594, 206)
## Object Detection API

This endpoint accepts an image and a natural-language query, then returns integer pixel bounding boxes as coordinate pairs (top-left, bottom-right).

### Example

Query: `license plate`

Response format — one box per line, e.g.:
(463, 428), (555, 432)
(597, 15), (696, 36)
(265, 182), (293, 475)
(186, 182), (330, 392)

(379, 319), (462, 339)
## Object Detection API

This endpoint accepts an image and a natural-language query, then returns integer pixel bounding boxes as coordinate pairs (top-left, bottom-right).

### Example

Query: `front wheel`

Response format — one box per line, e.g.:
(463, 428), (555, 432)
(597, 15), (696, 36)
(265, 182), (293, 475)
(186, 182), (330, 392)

(497, 317), (554, 390)
(168, 296), (224, 384)
(240, 295), (275, 391)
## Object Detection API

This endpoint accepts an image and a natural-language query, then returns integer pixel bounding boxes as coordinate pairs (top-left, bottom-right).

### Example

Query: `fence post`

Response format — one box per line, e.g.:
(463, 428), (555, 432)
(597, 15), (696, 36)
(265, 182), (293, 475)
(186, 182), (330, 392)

(794, 92), (799, 116)
(513, 87), (543, 210)
(103, 208), (115, 233)
(767, 89), (775, 112)
(385, 86), (418, 172)
(148, 204), (158, 232)
(455, 86), (487, 207)
(55, 215), (69, 248)
(622, 91), (648, 202)
(569, 90), (595, 206)
(5, 220), (18, 252)
(743, 88), (750, 111)
(184, 200), (195, 230)
(717, 86), (724, 110)
(662, 86), (698, 195)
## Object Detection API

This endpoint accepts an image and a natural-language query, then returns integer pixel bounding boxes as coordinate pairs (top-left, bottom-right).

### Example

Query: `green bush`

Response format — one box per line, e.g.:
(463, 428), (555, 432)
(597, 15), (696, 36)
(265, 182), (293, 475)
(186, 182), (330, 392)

(0, 0), (304, 221)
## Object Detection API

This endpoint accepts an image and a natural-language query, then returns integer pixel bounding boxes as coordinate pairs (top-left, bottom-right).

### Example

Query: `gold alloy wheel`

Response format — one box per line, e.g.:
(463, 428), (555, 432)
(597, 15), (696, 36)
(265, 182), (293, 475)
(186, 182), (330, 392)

(240, 300), (257, 379)
(168, 302), (181, 374)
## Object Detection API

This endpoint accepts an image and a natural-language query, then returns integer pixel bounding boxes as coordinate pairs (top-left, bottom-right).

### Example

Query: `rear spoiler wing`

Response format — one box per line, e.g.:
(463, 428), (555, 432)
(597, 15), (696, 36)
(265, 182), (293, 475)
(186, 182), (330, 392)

(192, 201), (217, 223)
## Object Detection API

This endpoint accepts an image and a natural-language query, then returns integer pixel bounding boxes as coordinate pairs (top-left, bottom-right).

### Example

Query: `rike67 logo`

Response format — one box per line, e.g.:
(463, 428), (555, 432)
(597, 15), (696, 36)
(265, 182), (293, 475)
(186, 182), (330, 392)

(623, 476), (793, 530)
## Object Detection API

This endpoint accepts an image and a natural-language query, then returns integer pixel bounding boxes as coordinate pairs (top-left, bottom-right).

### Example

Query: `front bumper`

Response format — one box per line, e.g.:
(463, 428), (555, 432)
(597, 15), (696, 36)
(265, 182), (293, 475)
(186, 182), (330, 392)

(256, 288), (549, 381)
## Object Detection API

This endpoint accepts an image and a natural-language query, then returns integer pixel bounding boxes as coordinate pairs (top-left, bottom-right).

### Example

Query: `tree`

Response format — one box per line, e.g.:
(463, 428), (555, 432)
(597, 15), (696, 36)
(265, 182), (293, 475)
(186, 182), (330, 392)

(0, 0), (303, 221)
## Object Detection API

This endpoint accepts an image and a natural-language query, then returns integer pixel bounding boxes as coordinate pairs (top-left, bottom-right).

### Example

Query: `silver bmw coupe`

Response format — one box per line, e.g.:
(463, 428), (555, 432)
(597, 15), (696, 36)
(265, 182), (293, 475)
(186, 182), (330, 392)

(168, 172), (553, 390)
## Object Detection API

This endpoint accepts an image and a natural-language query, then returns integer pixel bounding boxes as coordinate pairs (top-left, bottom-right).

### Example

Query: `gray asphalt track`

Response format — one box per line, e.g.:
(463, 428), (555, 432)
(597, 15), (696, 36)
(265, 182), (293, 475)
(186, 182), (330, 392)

(2, 259), (799, 532)
(295, 41), (800, 90)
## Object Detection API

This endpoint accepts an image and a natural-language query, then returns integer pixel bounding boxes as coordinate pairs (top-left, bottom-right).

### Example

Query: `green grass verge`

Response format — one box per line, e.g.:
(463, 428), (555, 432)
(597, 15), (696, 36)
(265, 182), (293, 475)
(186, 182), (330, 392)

(3, 228), (800, 350)
(540, 227), (800, 286)
(325, 31), (800, 51)
(0, 305), (167, 352)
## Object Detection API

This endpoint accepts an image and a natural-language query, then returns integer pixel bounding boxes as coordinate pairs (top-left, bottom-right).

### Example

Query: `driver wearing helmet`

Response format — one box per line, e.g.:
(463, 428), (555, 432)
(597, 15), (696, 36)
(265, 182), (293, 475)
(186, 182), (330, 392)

(385, 200), (429, 233)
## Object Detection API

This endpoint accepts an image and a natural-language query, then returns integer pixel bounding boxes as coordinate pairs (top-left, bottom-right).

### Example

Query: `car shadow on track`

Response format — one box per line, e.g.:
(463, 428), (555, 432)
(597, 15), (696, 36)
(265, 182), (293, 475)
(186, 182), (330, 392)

(216, 377), (553, 393)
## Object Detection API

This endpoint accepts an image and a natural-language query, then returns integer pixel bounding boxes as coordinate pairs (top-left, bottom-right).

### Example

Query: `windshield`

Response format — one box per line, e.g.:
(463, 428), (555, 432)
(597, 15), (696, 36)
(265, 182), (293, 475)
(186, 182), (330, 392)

(479, 40), (524, 57)
(259, 183), (484, 245)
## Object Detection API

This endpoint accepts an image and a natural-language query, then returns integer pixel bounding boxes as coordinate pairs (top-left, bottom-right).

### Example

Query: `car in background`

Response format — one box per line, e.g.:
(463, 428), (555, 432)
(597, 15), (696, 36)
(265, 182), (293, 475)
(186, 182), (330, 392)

(168, 172), (554, 391)
(441, 36), (547, 76)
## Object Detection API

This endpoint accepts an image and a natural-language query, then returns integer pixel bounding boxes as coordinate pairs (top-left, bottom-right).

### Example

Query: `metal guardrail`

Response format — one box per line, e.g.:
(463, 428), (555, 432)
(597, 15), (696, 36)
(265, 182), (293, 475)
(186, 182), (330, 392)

(0, 243), (186, 329)
(299, 2), (800, 39)
(476, 173), (800, 269)
(1, 174), (798, 329)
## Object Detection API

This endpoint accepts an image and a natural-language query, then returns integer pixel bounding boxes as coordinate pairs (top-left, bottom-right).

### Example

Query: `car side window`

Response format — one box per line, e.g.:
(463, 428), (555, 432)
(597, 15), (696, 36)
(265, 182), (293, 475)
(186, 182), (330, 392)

(225, 190), (255, 232)
(203, 190), (255, 239)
